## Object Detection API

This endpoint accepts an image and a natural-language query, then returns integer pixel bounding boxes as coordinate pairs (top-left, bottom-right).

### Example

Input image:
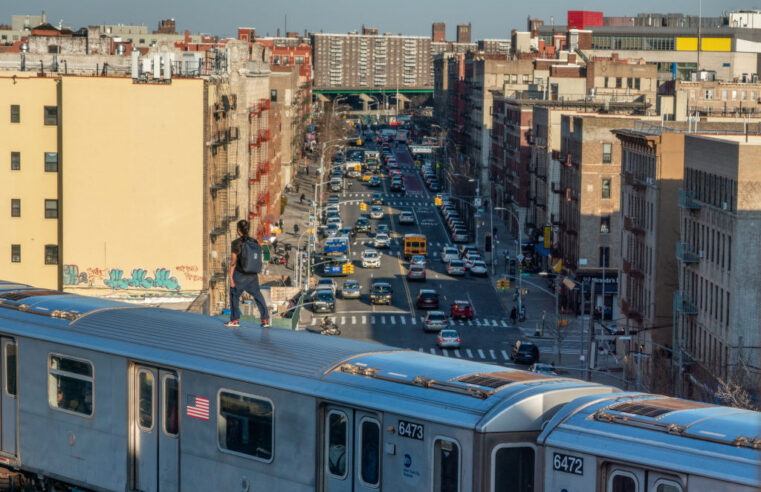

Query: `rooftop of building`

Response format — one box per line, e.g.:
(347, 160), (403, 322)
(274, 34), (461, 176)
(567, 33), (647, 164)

(698, 134), (761, 145)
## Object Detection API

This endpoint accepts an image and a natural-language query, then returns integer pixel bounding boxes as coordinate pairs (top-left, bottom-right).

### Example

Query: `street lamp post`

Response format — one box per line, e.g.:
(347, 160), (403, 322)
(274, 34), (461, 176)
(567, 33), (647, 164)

(493, 207), (522, 315)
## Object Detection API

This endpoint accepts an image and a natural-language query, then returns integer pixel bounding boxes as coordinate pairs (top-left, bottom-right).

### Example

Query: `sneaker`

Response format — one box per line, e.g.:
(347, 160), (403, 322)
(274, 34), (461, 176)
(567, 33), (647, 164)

(224, 320), (240, 327)
(261, 319), (271, 328)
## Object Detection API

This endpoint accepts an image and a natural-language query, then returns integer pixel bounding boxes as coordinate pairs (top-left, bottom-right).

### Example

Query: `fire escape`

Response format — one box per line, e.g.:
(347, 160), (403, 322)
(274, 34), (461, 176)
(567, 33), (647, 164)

(208, 91), (240, 294)
(248, 98), (271, 240)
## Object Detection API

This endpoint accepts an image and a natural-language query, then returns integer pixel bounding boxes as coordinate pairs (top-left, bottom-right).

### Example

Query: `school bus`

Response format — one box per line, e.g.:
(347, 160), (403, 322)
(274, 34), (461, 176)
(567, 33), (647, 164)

(403, 234), (427, 260)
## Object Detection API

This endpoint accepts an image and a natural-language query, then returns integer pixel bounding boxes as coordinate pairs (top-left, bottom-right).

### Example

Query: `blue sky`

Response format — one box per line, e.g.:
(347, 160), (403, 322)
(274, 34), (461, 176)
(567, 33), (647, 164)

(2, 1), (752, 40)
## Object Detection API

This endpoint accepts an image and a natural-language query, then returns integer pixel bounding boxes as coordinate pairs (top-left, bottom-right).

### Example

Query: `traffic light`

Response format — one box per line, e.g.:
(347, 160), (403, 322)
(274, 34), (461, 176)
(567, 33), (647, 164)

(342, 263), (355, 274)
(434, 197), (442, 206)
(497, 278), (510, 290)
(520, 288), (529, 296)
(360, 202), (367, 211)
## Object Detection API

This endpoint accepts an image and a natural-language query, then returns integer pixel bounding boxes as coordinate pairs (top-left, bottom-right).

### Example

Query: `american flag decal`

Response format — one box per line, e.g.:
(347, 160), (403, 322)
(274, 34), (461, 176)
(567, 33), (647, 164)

(186, 394), (210, 420)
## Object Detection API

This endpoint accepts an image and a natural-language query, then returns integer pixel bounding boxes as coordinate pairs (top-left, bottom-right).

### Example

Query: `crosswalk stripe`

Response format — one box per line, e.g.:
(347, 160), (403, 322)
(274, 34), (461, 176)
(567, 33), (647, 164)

(381, 316), (386, 324)
(491, 320), (498, 327)
(489, 349), (496, 359)
(442, 348), (450, 357)
(449, 319), (455, 326)
(501, 320), (508, 327)
(371, 316), (376, 324)
(390, 316), (395, 325)
(467, 320), (473, 326)
(429, 348), (436, 355)
(400, 316), (406, 325)
(454, 349), (461, 358)
(420, 316), (425, 323)
(474, 319), (481, 326)
(501, 350), (509, 359)
(478, 349), (486, 359)
(330, 316), (336, 323)
(341, 316), (346, 325)
(409, 316), (416, 324)
(418, 348), (425, 353)
(351, 316), (356, 324)
(466, 348), (473, 358)
(362, 316), (367, 324)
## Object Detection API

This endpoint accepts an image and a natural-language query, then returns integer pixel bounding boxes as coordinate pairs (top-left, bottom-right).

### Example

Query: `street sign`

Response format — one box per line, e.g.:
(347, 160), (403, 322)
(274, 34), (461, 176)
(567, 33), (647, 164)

(474, 197), (481, 207)
(517, 254), (524, 262)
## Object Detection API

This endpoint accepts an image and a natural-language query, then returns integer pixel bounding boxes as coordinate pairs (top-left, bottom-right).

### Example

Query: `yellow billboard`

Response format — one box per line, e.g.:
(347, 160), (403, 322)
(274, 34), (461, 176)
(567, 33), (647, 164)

(676, 37), (698, 51)
(701, 37), (731, 52)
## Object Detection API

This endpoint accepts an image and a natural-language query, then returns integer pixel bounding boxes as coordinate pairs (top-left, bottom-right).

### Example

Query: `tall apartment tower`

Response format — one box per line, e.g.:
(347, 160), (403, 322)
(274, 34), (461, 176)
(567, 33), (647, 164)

(432, 22), (446, 42)
(457, 23), (472, 44)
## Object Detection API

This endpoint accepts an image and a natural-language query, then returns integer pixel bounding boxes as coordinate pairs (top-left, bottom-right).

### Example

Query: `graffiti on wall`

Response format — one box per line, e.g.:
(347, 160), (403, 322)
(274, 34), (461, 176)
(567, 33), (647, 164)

(63, 265), (185, 291)
(175, 265), (204, 282)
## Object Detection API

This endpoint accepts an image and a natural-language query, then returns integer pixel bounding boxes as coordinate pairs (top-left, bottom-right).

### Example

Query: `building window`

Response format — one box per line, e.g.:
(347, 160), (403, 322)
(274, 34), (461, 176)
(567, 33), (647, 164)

(44, 152), (58, 172)
(600, 247), (610, 268)
(11, 244), (20, 263)
(705, 90), (713, 100)
(10, 104), (19, 123)
(511, 74), (517, 83)
(616, 78), (622, 88)
(270, 89), (278, 102)
(634, 78), (641, 90)
(721, 90), (727, 101)
(600, 216), (611, 234)
(602, 143), (612, 164)
(217, 390), (273, 462)
(45, 199), (59, 219)
(601, 178), (611, 199)
(10, 199), (20, 217)
(45, 245), (59, 265)
(627, 77), (633, 88)
(48, 354), (93, 416)
(295, 56), (304, 64)
(48, 45), (60, 54)
(11, 152), (20, 170)
(44, 106), (58, 126)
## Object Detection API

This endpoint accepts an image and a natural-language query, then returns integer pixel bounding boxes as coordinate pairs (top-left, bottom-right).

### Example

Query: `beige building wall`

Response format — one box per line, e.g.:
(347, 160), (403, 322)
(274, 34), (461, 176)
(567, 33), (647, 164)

(1, 75), (60, 289)
(60, 76), (205, 297)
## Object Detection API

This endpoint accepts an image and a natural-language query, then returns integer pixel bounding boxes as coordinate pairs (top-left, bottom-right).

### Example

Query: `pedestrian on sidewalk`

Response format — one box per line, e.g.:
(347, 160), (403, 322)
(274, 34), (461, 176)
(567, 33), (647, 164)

(226, 220), (269, 328)
(510, 307), (517, 324)
(300, 193), (306, 204)
(279, 218), (284, 231)
(306, 166), (309, 175)
(295, 183), (300, 194)
(294, 223), (300, 236)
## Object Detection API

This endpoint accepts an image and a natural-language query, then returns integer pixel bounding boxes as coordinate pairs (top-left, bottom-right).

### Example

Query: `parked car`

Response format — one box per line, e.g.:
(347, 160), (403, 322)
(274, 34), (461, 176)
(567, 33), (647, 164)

(440, 246), (459, 263)
(312, 289), (336, 313)
(437, 329), (461, 349)
(361, 249), (381, 268)
(316, 278), (337, 295)
(528, 362), (557, 375)
(423, 311), (449, 332)
(416, 289), (440, 309)
(463, 254), (482, 270)
(399, 211), (415, 225)
(450, 300), (474, 320)
(511, 340), (540, 364)
(452, 229), (470, 243)
(469, 260), (488, 276)
(339, 227), (356, 239)
(370, 205), (384, 219)
(373, 233), (390, 248)
(459, 245), (479, 258)
(446, 259), (466, 276)
(407, 265), (426, 281)
(370, 282), (393, 305)
(341, 279), (361, 299)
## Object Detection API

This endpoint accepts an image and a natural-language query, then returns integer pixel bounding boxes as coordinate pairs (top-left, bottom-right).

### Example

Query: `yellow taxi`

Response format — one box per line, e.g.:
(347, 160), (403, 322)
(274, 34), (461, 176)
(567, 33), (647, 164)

(361, 172), (373, 182)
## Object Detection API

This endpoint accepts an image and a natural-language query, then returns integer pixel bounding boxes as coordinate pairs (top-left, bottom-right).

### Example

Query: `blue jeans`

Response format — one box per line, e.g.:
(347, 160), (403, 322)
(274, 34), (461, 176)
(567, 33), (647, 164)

(229, 271), (269, 322)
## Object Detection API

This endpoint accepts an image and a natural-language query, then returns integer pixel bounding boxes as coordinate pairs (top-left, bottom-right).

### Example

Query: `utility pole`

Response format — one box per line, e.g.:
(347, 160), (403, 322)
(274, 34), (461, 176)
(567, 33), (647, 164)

(586, 279), (596, 381)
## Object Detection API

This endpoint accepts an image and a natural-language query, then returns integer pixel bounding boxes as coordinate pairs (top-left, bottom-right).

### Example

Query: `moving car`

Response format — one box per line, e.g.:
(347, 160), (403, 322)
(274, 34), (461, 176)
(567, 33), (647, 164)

(370, 205), (384, 219)
(469, 260), (488, 276)
(437, 329), (461, 349)
(398, 211), (415, 225)
(373, 233), (390, 248)
(341, 279), (361, 299)
(370, 282), (393, 305)
(361, 172), (373, 182)
(328, 195), (340, 205)
(463, 254), (482, 270)
(423, 311), (448, 332)
(407, 265), (426, 281)
(416, 289), (439, 309)
(361, 249), (381, 268)
(376, 223), (390, 235)
(354, 217), (371, 233)
(410, 255), (427, 268)
(312, 289), (336, 313)
(316, 278), (337, 295)
(446, 259), (466, 276)
(511, 340), (540, 364)
(390, 179), (405, 193)
(368, 175), (381, 187)
(339, 227), (356, 239)
(440, 246), (459, 263)
(450, 300), (474, 320)
(371, 193), (384, 205)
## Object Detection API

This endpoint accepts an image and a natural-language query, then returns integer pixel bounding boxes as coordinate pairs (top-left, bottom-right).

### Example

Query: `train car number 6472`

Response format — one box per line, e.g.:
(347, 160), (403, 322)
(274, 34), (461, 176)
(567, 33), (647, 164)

(553, 452), (583, 475)
(398, 420), (424, 440)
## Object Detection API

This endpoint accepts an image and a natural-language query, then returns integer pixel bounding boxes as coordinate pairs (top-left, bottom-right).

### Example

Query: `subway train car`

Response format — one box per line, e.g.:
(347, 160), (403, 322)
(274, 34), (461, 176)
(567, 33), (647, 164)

(0, 281), (758, 492)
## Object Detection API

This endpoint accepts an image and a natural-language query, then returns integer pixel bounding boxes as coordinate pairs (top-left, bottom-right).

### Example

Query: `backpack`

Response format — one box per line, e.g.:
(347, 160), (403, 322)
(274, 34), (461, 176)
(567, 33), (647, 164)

(239, 238), (263, 274)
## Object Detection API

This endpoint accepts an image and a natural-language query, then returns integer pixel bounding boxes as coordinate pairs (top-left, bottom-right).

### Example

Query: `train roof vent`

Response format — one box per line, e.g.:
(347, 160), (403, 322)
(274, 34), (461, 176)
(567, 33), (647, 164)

(608, 398), (709, 418)
(456, 371), (555, 389)
(0, 290), (64, 302)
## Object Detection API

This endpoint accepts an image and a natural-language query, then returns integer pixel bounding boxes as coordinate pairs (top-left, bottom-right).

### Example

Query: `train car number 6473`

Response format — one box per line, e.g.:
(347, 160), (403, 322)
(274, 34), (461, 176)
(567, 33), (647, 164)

(398, 420), (424, 440)
(553, 452), (583, 475)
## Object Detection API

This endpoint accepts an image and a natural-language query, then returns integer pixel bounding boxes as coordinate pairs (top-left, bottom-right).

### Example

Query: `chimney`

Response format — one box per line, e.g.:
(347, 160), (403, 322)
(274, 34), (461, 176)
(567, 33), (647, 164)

(567, 53), (576, 64)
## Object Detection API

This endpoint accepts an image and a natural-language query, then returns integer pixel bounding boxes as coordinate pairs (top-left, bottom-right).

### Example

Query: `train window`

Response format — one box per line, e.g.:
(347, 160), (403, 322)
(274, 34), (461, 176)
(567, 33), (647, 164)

(163, 375), (179, 437)
(4, 341), (16, 397)
(359, 417), (380, 487)
(47, 354), (93, 417)
(608, 470), (638, 492)
(492, 444), (535, 491)
(137, 370), (154, 430)
(326, 411), (348, 478)
(654, 479), (682, 492)
(218, 390), (273, 462)
(433, 438), (460, 492)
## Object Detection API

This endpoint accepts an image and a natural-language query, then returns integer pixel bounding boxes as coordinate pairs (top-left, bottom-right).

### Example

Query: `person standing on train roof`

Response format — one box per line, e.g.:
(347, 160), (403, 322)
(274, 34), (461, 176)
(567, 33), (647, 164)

(225, 220), (270, 328)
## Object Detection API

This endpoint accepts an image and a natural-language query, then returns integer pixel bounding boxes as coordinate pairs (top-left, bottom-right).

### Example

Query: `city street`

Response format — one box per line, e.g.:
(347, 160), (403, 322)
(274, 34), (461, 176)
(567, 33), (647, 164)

(301, 142), (591, 366)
